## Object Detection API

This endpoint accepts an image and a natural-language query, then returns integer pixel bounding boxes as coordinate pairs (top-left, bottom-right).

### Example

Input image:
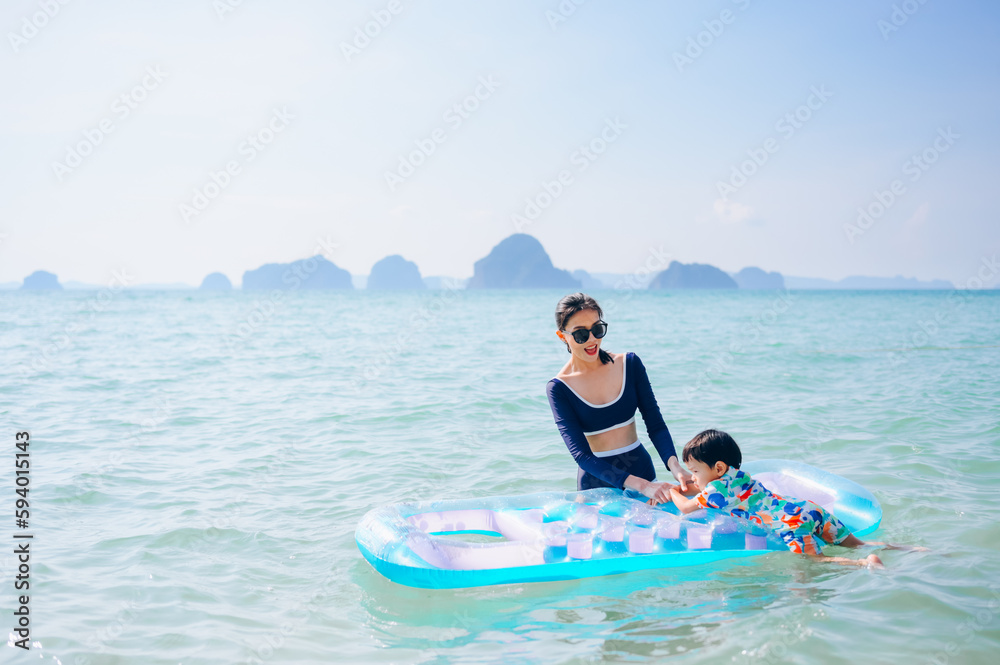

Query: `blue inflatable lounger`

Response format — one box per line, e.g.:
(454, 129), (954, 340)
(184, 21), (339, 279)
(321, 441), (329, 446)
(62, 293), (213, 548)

(355, 460), (882, 589)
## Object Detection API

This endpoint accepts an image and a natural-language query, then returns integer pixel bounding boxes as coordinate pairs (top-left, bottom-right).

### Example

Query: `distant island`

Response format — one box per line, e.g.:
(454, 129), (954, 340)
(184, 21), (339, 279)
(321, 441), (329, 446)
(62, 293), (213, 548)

(21, 270), (62, 290)
(242, 256), (353, 290)
(1, 234), (972, 291)
(572, 269), (606, 290)
(649, 262), (738, 289)
(367, 255), (425, 289)
(199, 273), (232, 291)
(732, 267), (785, 290)
(466, 233), (580, 289)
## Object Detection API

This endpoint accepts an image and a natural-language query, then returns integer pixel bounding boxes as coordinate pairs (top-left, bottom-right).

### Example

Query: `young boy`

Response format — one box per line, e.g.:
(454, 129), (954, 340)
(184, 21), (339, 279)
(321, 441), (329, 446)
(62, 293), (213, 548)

(650, 429), (913, 568)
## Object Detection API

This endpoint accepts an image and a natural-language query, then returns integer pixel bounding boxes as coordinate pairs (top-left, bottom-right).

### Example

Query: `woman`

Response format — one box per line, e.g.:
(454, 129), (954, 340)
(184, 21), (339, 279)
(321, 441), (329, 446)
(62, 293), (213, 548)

(546, 293), (692, 499)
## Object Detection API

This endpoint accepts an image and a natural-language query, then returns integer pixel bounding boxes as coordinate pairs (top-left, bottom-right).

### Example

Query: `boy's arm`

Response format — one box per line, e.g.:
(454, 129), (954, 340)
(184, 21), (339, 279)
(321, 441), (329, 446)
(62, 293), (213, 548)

(650, 478), (730, 513)
(647, 484), (706, 513)
(668, 487), (704, 514)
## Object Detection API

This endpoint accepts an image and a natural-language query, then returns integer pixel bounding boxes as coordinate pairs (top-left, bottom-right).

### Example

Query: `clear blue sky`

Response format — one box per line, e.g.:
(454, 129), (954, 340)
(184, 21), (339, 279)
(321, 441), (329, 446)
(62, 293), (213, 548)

(2, 0), (997, 286)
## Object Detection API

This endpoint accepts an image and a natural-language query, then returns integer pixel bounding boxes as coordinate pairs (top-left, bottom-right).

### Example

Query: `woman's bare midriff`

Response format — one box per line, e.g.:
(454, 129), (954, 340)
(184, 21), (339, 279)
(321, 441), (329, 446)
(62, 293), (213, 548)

(557, 352), (638, 454)
(587, 420), (639, 454)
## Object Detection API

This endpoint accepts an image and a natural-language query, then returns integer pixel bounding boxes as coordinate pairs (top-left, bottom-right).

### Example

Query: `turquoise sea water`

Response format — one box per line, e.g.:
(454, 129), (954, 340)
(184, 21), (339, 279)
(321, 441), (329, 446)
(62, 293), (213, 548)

(1, 289), (998, 664)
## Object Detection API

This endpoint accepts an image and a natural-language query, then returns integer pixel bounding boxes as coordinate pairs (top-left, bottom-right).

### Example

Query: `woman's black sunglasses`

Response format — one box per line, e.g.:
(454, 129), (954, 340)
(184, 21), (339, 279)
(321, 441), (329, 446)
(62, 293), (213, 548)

(564, 321), (608, 344)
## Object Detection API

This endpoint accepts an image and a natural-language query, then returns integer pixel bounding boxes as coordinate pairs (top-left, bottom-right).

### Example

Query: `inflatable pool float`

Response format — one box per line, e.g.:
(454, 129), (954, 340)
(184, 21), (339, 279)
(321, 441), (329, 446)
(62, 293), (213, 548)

(355, 459), (882, 589)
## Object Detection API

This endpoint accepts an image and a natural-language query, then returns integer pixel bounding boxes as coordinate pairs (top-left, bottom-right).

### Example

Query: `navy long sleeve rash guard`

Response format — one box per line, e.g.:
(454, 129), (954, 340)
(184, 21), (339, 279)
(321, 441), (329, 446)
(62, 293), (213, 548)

(546, 352), (677, 489)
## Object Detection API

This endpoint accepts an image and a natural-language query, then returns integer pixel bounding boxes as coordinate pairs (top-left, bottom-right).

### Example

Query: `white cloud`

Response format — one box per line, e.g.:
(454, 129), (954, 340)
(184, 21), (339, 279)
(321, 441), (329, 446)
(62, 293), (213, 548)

(713, 199), (754, 224)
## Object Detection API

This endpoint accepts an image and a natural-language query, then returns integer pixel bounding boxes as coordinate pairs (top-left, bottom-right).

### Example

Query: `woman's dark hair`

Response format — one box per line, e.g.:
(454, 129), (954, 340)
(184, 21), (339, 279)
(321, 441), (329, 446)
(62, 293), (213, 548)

(683, 429), (742, 469)
(554, 292), (614, 364)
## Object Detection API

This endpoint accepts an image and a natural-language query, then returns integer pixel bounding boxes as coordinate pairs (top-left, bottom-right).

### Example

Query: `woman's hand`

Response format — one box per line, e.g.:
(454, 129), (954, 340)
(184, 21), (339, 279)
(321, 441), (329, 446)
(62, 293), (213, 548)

(672, 469), (695, 492)
(667, 457), (695, 492)
(647, 483), (677, 506)
(639, 480), (668, 501)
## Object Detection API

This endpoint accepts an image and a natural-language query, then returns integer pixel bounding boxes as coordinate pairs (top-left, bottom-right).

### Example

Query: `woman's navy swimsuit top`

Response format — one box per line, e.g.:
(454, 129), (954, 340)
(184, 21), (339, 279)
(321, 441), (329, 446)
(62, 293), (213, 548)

(546, 352), (676, 489)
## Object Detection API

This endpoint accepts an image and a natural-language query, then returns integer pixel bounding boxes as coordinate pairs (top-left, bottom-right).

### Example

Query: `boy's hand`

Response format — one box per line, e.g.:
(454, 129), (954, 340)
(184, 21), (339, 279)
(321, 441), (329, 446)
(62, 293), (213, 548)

(666, 485), (704, 515)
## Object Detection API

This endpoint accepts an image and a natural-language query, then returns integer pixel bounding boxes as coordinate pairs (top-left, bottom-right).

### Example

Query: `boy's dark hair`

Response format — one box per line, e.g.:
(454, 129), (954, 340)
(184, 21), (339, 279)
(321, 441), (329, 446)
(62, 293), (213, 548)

(683, 429), (742, 469)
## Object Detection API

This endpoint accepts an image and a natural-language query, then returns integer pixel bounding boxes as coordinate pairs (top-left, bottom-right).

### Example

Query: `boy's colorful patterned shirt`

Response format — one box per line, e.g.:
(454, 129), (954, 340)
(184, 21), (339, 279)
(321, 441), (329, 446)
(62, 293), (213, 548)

(693, 466), (850, 554)
(695, 466), (776, 523)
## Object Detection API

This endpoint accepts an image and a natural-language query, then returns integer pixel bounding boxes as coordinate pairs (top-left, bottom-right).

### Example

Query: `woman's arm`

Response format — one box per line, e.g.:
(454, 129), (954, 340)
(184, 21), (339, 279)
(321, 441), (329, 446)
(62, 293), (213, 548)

(624, 474), (668, 499)
(665, 456), (693, 490)
(631, 353), (694, 490)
